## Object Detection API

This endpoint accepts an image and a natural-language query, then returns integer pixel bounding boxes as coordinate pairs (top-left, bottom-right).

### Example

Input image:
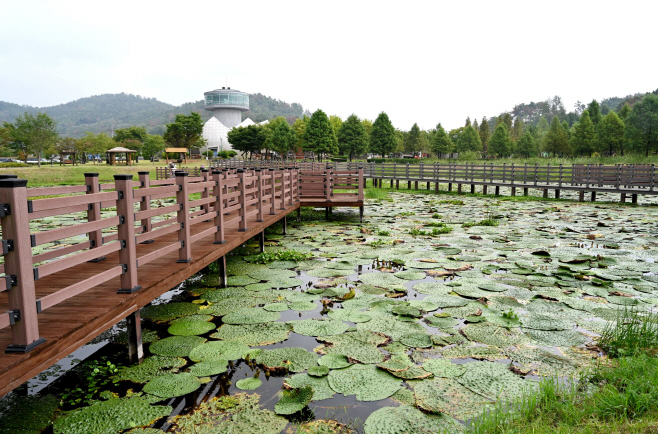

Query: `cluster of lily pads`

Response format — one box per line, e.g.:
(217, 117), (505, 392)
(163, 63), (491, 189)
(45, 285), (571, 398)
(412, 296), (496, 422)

(49, 192), (658, 433)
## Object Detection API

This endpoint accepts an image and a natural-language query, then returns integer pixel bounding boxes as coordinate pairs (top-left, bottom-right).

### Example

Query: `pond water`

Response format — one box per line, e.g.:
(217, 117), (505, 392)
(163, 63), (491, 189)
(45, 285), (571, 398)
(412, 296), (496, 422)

(3, 191), (658, 434)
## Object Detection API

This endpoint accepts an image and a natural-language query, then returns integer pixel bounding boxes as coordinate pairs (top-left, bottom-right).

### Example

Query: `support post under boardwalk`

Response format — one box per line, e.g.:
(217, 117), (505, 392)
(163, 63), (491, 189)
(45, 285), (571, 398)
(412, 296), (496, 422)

(126, 311), (143, 365)
(620, 193), (626, 203)
(457, 184), (462, 193)
(297, 207), (301, 222)
(217, 255), (227, 288)
(555, 190), (560, 199)
(632, 194), (638, 204)
(282, 215), (287, 235)
(482, 185), (488, 195)
(325, 207), (329, 221)
(495, 186), (500, 196)
(579, 191), (585, 202)
(471, 184), (475, 194)
(258, 231), (265, 253)
(359, 206), (364, 223)
(591, 191), (597, 202)
(448, 183), (452, 192)
(523, 188), (528, 196)
(511, 187), (516, 196)
(543, 189), (548, 198)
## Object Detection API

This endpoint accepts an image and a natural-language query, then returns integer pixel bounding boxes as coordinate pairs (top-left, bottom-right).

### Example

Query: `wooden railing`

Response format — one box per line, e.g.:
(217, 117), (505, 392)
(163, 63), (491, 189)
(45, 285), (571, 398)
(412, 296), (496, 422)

(0, 167), (307, 352)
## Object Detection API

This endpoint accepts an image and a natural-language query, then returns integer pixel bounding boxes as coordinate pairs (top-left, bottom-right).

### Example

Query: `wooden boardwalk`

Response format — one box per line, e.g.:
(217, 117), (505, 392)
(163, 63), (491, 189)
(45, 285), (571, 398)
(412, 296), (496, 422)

(0, 167), (363, 397)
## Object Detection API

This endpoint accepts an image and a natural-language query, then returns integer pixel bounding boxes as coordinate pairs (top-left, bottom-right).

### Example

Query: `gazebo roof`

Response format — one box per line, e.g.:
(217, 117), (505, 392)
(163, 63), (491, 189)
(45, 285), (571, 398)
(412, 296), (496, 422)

(164, 148), (188, 153)
(107, 147), (137, 153)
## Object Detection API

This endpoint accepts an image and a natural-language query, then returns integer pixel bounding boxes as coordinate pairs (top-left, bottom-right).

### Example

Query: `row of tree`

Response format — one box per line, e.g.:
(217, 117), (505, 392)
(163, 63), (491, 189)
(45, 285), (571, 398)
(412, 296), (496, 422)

(0, 112), (207, 166)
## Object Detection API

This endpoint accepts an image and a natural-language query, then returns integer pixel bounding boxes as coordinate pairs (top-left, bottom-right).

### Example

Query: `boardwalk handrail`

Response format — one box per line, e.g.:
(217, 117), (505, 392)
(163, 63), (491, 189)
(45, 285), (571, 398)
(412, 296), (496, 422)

(0, 166), (363, 352)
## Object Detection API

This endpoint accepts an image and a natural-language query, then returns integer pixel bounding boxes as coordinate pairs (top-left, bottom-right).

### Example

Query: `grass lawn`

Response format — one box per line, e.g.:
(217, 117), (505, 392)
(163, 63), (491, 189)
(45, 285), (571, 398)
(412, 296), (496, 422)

(0, 161), (208, 187)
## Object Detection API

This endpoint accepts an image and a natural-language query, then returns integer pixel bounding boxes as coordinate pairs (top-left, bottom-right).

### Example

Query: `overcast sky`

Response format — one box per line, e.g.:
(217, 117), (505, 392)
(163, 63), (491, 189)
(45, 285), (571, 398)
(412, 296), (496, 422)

(1, 0), (656, 130)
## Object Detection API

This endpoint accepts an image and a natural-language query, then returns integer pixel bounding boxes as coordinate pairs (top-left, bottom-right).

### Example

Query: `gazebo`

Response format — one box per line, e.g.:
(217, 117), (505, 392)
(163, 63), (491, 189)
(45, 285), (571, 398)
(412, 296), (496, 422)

(58, 150), (78, 166)
(164, 148), (188, 164)
(106, 147), (138, 166)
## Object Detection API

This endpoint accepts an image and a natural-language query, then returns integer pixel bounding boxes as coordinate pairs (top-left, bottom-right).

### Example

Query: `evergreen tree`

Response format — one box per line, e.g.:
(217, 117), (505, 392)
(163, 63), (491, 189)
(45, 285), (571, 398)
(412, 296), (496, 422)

(489, 123), (512, 157)
(479, 117), (490, 152)
(619, 103), (631, 121)
(370, 112), (397, 157)
(292, 117), (307, 153)
(597, 111), (625, 156)
(454, 126), (482, 153)
(142, 134), (166, 161)
(503, 113), (513, 131)
(587, 100), (602, 125)
(516, 132), (535, 158)
(404, 123), (422, 153)
(430, 124), (453, 157)
(473, 118), (479, 130)
(337, 114), (368, 161)
(329, 115), (343, 136)
(536, 116), (549, 145)
(303, 109), (338, 161)
(625, 94), (658, 156)
(465, 117), (471, 127)
(569, 110), (596, 156)
(227, 124), (266, 159)
(164, 113), (204, 149)
(270, 118), (296, 156)
(511, 117), (524, 142)
(543, 116), (569, 156)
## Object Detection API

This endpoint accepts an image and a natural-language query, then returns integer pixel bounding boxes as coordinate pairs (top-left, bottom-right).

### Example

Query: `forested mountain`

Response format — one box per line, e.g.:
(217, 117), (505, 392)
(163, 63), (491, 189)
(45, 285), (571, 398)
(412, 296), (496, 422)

(0, 92), (305, 138)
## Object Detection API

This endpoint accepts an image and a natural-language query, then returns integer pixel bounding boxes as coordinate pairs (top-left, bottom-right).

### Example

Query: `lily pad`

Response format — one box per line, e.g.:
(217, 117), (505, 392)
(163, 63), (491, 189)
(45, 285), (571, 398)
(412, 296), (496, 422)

(235, 377), (262, 390)
(400, 332), (433, 348)
(188, 359), (228, 377)
(456, 361), (537, 401)
(167, 321), (215, 336)
(143, 372), (201, 398)
(422, 358), (466, 378)
(149, 336), (206, 358)
(211, 323), (292, 346)
(364, 405), (462, 434)
(222, 308), (281, 325)
(318, 354), (353, 369)
(188, 340), (250, 362)
(285, 373), (336, 400)
(288, 318), (350, 336)
(275, 386), (314, 415)
(462, 323), (530, 346)
(113, 356), (187, 384)
(328, 364), (402, 401)
(256, 347), (318, 372)
(411, 377), (493, 421)
(308, 365), (330, 377)
(141, 303), (199, 322)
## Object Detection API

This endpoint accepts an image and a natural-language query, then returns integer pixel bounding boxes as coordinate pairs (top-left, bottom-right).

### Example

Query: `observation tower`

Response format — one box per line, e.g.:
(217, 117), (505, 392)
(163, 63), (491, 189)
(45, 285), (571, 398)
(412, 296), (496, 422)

(202, 87), (250, 152)
(204, 87), (250, 128)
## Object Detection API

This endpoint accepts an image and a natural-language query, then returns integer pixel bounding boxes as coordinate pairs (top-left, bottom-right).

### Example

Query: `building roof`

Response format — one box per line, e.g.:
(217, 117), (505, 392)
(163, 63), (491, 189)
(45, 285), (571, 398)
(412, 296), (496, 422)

(107, 147), (137, 153)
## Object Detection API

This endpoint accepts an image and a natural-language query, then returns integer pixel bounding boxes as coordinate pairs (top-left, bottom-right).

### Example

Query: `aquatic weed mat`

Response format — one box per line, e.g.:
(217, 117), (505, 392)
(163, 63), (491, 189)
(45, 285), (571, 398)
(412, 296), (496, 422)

(43, 192), (658, 432)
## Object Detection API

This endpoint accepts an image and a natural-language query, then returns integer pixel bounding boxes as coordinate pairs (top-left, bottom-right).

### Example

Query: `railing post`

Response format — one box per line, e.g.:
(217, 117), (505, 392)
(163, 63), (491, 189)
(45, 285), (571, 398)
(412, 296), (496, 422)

(175, 172), (192, 262)
(268, 168), (277, 215)
(201, 169), (211, 219)
(325, 167), (332, 200)
(237, 169), (248, 231)
(255, 169), (264, 222)
(279, 169), (286, 210)
(358, 166), (365, 202)
(114, 175), (141, 294)
(212, 170), (225, 244)
(85, 173), (106, 260)
(0, 178), (46, 353)
(138, 171), (153, 244)
(293, 166), (300, 203)
(287, 167), (294, 206)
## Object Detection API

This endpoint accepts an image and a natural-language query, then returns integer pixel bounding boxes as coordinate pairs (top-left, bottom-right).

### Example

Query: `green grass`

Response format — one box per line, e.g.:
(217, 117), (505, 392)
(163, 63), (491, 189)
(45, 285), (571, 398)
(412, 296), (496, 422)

(471, 310), (658, 434)
(364, 187), (389, 200)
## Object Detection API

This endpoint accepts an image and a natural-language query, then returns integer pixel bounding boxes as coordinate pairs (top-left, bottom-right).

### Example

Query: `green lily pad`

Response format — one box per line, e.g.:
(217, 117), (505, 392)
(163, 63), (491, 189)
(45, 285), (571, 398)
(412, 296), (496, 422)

(141, 302), (199, 322)
(167, 320), (215, 336)
(422, 358), (466, 378)
(394, 270), (426, 280)
(328, 364), (402, 401)
(523, 328), (588, 347)
(235, 377), (262, 390)
(149, 336), (206, 358)
(289, 301), (317, 311)
(288, 318), (350, 336)
(211, 322), (292, 346)
(256, 347), (318, 372)
(357, 317), (425, 340)
(359, 272), (408, 287)
(188, 359), (228, 377)
(318, 354), (353, 369)
(308, 365), (330, 377)
(411, 377), (493, 421)
(227, 275), (259, 286)
(143, 372), (201, 398)
(456, 361), (537, 401)
(222, 308), (281, 325)
(274, 386), (314, 415)
(364, 405), (462, 434)
(412, 282), (452, 295)
(285, 373), (336, 401)
(400, 332), (432, 348)
(112, 356), (187, 384)
(462, 323), (530, 346)
(188, 340), (250, 362)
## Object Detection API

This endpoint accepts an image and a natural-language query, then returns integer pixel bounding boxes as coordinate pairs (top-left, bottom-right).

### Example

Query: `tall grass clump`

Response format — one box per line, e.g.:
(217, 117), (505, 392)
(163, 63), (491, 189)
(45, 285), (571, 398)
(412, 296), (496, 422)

(365, 187), (389, 200)
(598, 307), (658, 357)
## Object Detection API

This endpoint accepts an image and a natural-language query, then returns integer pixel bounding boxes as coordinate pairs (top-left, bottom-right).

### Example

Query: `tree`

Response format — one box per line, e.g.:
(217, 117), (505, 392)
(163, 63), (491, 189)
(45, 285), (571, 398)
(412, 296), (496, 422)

(370, 112), (397, 157)
(543, 116), (569, 156)
(516, 132), (536, 158)
(337, 114), (368, 161)
(473, 118), (479, 130)
(619, 103), (631, 121)
(164, 113), (205, 149)
(291, 117), (307, 153)
(227, 124), (267, 159)
(114, 126), (148, 143)
(587, 100), (602, 126)
(142, 134), (166, 161)
(76, 132), (114, 165)
(569, 110), (596, 156)
(502, 113), (512, 131)
(597, 111), (625, 156)
(329, 115), (343, 136)
(453, 126), (482, 153)
(361, 119), (373, 142)
(465, 117), (471, 127)
(7, 112), (59, 167)
(489, 123), (512, 157)
(479, 117), (490, 152)
(303, 109), (338, 161)
(431, 124), (453, 157)
(536, 116), (549, 146)
(404, 123), (423, 153)
(269, 118), (296, 157)
(511, 117), (524, 143)
(625, 94), (658, 156)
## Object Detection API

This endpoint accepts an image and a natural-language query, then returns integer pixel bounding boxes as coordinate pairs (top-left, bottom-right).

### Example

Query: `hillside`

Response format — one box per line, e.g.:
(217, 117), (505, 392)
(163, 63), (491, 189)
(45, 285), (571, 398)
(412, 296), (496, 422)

(0, 92), (305, 138)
